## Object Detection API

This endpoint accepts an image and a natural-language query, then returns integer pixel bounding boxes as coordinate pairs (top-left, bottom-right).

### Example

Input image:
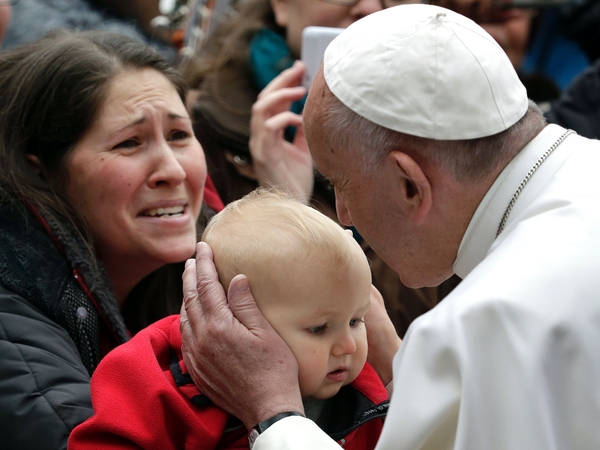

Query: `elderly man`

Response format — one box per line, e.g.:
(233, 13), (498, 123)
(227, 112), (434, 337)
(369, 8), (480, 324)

(180, 4), (600, 449)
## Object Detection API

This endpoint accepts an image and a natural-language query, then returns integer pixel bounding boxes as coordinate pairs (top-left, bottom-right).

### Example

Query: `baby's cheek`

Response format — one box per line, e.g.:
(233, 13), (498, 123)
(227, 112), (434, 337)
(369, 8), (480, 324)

(295, 349), (326, 395)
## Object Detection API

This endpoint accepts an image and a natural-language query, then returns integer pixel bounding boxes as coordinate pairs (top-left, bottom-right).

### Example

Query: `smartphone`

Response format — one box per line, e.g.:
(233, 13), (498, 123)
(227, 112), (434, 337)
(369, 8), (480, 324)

(301, 26), (344, 88)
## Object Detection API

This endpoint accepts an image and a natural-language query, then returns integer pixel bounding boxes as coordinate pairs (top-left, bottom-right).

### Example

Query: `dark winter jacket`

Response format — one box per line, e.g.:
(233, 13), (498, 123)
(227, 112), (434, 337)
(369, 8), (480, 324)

(545, 59), (600, 140)
(0, 199), (129, 450)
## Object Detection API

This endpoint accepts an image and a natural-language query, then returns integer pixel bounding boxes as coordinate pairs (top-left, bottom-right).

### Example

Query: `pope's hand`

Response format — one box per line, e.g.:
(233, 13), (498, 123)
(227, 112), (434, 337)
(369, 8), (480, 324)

(366, 285), (402, 386)
(180, 242), (304, 430)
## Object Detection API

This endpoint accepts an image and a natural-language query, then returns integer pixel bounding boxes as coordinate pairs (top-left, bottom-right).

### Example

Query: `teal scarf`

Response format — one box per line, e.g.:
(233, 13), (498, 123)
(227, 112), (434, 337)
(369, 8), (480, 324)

(249, 28), (306, 121)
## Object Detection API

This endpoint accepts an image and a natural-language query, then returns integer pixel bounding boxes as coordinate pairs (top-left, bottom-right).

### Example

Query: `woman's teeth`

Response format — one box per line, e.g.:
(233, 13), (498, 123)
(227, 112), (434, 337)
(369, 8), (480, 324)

(143, 206), (184, 217)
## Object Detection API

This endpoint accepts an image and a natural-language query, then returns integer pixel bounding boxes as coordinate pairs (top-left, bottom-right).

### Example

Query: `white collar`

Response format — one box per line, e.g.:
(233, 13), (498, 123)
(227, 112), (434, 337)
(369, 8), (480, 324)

(453, 124), (575, 278)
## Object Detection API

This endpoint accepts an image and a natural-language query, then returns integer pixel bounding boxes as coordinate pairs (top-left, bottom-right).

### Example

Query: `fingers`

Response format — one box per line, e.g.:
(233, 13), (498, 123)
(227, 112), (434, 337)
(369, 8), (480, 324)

(194, 242), (228, 315)
(263, 111), (304, 133)
(252, 62), (307, 126)
(365, 285), (401, 386)
(227, 274), (274, 333)
(180, 258), (198, 333)
(182, 258), (198, 307)
(258, 60), (306, 98)
(292, 122), (308, 153)
(252, 87), (307, 121)
(369, 284), (386, 310)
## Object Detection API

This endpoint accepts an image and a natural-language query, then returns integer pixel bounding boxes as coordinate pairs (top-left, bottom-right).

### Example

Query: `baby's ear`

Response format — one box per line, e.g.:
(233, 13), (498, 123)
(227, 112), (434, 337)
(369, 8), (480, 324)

(344, 229), (354, 238)
(26, 154), (43, 176)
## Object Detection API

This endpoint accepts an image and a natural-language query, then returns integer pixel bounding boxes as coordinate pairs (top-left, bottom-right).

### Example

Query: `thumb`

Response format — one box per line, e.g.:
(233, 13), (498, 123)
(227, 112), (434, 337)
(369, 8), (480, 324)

(227, 274), (272, 333)
(293, 123), (308, 149)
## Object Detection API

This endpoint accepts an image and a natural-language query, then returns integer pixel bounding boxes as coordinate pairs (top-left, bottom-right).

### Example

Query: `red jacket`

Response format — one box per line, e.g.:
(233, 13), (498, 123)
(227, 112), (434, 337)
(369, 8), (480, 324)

(69, 315), (388, 449)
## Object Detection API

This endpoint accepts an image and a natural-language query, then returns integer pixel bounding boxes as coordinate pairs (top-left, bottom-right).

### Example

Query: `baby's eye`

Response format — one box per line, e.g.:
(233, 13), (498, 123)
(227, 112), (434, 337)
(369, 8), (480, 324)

(349, 318), (365, 328)
(308, 324), (327, 335)
(113, 138), (140, 149)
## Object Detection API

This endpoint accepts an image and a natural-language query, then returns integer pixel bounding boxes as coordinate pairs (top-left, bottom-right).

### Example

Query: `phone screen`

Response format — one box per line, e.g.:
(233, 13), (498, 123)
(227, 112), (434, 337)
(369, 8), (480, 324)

(301, 26), (344, 88)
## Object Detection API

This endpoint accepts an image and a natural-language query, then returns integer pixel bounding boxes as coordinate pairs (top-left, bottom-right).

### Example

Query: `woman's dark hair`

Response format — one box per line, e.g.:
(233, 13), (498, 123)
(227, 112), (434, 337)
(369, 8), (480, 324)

(0, 30), (192, 331)
(0, 29), (187, 217)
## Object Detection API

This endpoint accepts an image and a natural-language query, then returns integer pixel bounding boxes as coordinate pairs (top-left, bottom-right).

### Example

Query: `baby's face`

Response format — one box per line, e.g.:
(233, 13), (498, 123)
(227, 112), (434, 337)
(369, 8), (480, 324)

(260, 254), (371, 400)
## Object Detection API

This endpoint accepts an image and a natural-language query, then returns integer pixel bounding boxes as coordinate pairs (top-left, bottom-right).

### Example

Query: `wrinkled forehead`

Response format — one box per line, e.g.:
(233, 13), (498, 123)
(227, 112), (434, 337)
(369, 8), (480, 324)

(304, 69), (329, 131)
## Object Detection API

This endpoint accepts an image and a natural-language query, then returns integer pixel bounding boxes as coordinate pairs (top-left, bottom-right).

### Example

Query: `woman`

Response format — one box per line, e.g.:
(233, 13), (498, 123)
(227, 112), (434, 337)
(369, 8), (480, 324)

(186, 0), (461, 337)
(0, 30), (220, 449)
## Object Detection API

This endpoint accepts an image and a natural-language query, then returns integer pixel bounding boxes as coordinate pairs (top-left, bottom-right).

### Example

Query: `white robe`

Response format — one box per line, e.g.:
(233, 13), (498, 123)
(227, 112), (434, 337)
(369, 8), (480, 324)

(254, 124), (600, 449)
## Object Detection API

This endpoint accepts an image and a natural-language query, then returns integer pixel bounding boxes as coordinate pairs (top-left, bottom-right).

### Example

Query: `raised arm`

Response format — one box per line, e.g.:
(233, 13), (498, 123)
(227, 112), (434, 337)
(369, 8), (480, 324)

(249, 61), (314, 204)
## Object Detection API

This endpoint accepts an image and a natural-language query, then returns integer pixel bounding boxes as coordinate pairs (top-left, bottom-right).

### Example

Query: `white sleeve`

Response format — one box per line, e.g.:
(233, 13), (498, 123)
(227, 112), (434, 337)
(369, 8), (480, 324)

(253, 415), (341, 449)
(375, 283), (600, 450)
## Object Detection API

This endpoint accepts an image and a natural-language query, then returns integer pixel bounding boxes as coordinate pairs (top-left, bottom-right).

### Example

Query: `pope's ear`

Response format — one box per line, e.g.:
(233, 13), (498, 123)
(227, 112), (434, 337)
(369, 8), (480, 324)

(26, 154), (43, 176)
(388, 151), (432, 225)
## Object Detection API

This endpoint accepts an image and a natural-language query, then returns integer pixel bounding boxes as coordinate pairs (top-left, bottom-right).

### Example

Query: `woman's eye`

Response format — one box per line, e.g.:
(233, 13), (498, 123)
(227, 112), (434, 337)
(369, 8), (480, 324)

(308, 324), (326, 335)
(349, 318), (364, 328)
(168, 130), (190, 141)
(113, 138), (140, 149)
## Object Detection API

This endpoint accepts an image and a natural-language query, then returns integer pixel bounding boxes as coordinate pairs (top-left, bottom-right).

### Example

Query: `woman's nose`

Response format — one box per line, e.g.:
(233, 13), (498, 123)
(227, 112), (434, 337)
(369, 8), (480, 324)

(148, 141), (187, 188)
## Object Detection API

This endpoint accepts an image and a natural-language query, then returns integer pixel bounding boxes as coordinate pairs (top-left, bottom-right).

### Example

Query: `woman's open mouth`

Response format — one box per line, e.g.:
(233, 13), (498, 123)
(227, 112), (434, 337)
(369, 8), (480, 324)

(140, 205), (185, 218)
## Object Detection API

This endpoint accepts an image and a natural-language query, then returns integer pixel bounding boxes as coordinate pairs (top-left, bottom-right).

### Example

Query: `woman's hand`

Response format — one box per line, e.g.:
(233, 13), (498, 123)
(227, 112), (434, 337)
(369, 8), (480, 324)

(180, 242), (304, 430)
(249, 61), (314, 203)
(366, 285), (402, 386)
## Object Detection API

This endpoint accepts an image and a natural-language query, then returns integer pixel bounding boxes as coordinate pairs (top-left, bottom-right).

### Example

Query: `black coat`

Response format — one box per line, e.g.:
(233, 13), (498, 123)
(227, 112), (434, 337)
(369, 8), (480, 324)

(545, 59), (600, 140)
(0, 200), (128, 449)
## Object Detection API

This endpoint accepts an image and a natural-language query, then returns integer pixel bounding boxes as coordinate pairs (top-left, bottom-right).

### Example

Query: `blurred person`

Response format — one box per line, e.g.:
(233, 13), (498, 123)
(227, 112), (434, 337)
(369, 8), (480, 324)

(0, 29), (222, 449)
(1, 0), (175, 60)
(0, 0), (12, 44)
(545, 58), (600, 139)
(69, 189), (389, 449)
(179, 5), (600, 449)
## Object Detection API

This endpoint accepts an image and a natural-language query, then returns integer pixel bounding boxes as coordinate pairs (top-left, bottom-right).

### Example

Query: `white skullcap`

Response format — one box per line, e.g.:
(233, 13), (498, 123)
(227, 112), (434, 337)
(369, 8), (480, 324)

(323, 4), (529, 140)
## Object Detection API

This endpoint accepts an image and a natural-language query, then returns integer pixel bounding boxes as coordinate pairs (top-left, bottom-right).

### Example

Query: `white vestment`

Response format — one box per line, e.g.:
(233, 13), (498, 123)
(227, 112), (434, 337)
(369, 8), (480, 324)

(254, 124), (600, 449)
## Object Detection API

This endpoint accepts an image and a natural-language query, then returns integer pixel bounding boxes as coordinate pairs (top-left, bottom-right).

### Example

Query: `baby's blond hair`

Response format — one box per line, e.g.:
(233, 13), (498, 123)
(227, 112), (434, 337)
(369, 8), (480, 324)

(201, 189), (369, 297)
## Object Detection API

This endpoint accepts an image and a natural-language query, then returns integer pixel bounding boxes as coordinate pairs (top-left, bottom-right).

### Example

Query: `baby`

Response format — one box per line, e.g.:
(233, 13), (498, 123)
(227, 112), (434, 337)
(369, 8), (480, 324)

(203, 189), (373, 402)
(70, 189), (388, 450)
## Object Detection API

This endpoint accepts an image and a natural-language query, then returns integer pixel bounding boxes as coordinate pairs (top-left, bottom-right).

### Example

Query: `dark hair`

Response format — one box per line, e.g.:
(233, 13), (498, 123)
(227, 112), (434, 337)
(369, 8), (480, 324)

(0, 29), (187, 218)
(0, 30), (192, 331)
(183, 0), (281, 90)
